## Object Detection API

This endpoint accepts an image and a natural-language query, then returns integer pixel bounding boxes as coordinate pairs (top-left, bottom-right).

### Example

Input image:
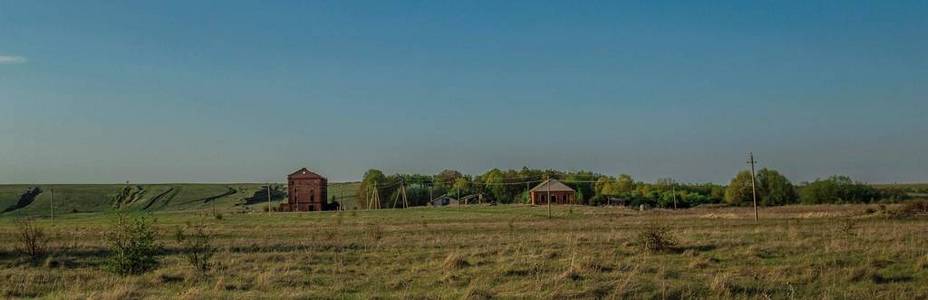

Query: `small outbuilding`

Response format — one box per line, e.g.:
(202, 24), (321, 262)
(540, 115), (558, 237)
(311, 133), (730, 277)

(430, 196), (459, 207)
(530, 179), (576, 205)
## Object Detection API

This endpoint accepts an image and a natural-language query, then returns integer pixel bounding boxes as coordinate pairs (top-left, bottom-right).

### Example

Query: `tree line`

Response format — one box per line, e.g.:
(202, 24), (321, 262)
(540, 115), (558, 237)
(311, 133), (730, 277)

(355, 167), (914, 209)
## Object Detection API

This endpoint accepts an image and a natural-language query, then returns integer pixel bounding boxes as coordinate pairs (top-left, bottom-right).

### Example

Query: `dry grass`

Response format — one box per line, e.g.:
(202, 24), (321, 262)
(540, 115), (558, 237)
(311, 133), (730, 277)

(442, 253), (470, 272)
(0, 204), (926, 298)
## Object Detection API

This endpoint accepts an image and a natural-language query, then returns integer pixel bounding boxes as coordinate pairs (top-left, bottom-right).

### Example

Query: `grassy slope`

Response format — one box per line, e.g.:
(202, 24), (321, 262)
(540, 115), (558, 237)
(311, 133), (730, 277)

(0, 183), (361, 216)
(0, 205), (926, 298)
(0, 185), (34, 213)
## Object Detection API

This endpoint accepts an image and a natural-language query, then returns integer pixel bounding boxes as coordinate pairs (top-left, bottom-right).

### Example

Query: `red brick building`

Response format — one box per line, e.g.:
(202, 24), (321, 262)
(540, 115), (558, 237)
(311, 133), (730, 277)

(530, 179), (576, 205)
(280, 168), (328, 212)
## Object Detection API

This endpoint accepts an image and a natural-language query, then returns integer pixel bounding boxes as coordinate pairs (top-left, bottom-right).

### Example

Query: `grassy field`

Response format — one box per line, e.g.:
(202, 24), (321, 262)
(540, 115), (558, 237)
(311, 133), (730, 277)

(0, 183), (362, 217)
(0, 204), (926, 298)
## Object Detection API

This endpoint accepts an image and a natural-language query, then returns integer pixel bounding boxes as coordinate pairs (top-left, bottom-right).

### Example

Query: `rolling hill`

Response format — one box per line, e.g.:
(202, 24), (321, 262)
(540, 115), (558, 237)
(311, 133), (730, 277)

(0, 182), (361, 217)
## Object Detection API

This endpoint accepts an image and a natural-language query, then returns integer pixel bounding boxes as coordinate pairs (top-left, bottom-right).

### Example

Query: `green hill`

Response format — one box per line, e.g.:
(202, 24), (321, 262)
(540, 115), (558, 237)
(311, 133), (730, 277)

(0, 182), (360, 217)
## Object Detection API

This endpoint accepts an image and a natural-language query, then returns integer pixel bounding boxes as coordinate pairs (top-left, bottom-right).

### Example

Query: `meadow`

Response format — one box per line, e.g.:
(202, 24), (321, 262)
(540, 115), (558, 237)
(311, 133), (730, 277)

(0, 183), (362, 217)
(1, 204), (927, 299)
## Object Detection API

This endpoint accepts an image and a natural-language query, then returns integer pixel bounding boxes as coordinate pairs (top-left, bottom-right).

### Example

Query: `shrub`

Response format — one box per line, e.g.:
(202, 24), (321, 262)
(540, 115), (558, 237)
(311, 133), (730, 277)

(635, 225), (678, 253)
(105, 214), (161, 275)
(174, 223), (217, 275)
(14, 218), (49, 261)
(894, 199), (928, 217)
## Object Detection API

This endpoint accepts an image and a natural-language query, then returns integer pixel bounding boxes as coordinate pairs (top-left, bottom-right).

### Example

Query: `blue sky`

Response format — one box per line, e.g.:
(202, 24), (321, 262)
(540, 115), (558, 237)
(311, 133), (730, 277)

(1, 1), (926, 184)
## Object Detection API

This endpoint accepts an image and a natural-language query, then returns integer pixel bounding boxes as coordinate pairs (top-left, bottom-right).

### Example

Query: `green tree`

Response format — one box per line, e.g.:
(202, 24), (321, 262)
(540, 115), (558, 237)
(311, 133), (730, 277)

(799, 176), (880, 204)
(616, 174), (635, 194)
(756, 169), (798, 205)
(725, 169), (798, 206)
(725, 171), (754, 206)
(451, 177), (471, 198)
(482, 169), (507, 202)
(359, 169), (387, 208)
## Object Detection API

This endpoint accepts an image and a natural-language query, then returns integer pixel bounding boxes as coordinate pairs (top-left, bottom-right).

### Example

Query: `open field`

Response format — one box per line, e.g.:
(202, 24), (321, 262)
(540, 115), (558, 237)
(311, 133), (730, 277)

(0, 183), (361, 217)
(1, 204), (927, 298)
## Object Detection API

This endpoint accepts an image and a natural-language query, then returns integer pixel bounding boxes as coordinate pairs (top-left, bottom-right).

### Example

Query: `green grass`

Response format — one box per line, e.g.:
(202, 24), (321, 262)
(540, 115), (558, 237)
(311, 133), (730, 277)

(0, 183), (361, 217)
(0, 185), (35, 213)
(0, 204), (926, 298)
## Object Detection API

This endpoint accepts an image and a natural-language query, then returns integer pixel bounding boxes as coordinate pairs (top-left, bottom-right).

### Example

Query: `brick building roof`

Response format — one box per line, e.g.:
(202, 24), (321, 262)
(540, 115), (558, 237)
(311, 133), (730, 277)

(529, 179), (575, 193)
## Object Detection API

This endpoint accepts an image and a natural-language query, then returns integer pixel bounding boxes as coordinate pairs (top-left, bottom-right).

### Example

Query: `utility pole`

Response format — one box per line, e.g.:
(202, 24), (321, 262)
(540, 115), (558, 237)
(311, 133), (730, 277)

(671, 179), (677, 210)
(526, 182), (531, 205)
(748, 152), (759, 222)
(392, 179), (408, 209)
(546, 178), (552, 219)
(401, 181), (408, 208)
(50, 187), (55, 223)
(267, 183), (272, 215)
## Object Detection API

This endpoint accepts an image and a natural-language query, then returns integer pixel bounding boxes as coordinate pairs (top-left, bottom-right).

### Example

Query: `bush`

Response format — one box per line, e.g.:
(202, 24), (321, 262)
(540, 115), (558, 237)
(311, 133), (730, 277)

(635, 225), (678, 253)
(799, 176), (881, 204)
(104, 214), (161, 275)
(898, 199), (928, 215)
(174, 223), (217, 275)
(14, 218), (49, 261)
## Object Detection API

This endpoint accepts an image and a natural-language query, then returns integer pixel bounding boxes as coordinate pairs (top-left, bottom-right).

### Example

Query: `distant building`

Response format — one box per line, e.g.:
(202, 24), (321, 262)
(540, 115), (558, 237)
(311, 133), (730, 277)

(280, 168), (328, 212)
(530, 179), (576, 205)
(430, 196), (459, 207)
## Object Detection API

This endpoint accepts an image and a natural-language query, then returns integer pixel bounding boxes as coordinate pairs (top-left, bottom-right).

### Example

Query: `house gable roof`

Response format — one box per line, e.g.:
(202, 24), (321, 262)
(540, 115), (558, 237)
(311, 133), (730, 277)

(529, 179), (575, 193)
(288, 168), (326, 179)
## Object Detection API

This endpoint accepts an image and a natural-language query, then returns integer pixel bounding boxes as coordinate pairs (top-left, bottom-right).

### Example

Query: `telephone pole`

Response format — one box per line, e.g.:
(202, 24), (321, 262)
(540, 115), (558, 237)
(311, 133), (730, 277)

(748, 152), (759, 222)
(267, 183), (272, 215)
(546, 178), (552, 219)
(50, 187), (55, 223)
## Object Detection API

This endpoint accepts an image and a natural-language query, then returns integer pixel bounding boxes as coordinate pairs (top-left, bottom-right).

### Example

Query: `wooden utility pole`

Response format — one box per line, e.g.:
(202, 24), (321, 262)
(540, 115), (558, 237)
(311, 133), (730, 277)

(368, 184), (381, 209)
(267, 183), (272, 215)
(401, 183), (408, 208)
(748, 152), (759, 222)
(50, 187), (55, 223)
(546, 179), (552, 219)
(368, 186), (373, 209)
(392, 180), (408, 208)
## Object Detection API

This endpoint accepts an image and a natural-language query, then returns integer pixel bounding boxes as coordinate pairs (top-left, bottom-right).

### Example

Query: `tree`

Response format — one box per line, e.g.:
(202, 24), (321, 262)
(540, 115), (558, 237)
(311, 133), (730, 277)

(434, 170), (462, 189)
(756, 169), (798, 205)
(799, 176), (880, 204)
(565, 171), (598, 203)
(359, 169), (387, 208)
(724, 171), (754, 206)
(616, 174), (635, 194)
(726, 169), (798, 206)
(482, 169), (507, 202)
(451, 177), (471, 198)
(594, 177), (614, 196)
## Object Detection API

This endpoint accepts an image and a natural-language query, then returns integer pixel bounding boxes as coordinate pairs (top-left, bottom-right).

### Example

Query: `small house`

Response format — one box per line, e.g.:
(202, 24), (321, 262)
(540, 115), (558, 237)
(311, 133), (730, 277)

(530, 179), (576, 205)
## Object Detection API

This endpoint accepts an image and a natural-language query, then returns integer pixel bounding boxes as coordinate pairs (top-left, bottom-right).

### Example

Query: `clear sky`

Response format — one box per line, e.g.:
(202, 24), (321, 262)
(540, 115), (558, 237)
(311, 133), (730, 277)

(1, 1), (926, 184)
